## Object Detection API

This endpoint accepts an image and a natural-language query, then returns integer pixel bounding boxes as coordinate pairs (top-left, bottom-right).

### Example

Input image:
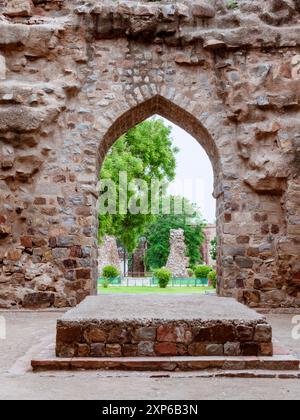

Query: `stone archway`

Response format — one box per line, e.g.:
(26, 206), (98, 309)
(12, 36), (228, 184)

(95, 94), (223, 293)
(0, 0), (300, 309)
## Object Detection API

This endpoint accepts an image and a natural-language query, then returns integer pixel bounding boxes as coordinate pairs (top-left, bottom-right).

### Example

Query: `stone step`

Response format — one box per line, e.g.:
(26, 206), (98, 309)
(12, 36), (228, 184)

(31, 353), (299, 373)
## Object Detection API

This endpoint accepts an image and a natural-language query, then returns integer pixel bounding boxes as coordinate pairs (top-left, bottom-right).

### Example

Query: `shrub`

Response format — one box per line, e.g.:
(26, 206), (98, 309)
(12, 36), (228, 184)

(102, 279), (109, 289)
(154, 268), (172, 288)
(208, 270), (217, 289)
(102, 265), (120, 279)
(187, 268), (194, 278)
(194, 265), (212, 279)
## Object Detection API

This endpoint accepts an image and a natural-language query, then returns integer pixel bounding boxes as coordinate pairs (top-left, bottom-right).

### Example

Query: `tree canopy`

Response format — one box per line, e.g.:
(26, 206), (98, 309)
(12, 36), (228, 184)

(98, 118), (178, 253)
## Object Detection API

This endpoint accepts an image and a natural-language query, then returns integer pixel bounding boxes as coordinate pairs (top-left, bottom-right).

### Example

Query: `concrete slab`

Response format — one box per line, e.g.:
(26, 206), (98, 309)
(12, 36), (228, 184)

(60, 295), (265, 322)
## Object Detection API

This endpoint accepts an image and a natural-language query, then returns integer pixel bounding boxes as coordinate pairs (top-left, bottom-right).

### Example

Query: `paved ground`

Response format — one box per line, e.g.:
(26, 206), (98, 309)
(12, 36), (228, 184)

(61, 294), (264, 322)
(0, 310), (300, 400)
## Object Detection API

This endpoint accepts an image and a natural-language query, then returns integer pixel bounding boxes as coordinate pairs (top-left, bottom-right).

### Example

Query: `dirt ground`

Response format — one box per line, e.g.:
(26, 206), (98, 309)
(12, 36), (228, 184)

(0, 311), (300, 400)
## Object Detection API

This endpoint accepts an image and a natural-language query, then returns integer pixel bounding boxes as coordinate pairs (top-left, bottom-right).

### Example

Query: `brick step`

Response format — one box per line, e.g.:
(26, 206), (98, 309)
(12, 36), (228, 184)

(31, 353), (299, 372)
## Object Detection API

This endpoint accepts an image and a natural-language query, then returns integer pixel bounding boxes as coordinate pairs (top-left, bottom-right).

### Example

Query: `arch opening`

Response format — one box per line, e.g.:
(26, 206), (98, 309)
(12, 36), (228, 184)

(96, 95), (221, 295)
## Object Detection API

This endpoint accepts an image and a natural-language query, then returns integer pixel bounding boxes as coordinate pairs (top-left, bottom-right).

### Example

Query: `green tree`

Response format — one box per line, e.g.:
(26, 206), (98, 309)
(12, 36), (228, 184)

(145, 196), (206, 270)
(99, 118), (178, 253)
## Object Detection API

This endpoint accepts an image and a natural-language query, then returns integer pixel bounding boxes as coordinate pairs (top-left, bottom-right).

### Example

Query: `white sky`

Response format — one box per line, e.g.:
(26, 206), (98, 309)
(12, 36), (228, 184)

(163, 118), (216, 224)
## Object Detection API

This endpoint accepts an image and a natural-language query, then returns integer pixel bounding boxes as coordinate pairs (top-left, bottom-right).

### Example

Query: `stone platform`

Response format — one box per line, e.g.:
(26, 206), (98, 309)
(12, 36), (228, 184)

(56, 295), (273, 358)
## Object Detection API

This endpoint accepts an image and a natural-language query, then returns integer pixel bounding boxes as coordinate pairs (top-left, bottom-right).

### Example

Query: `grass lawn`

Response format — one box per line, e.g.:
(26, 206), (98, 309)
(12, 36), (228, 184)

(98, 286), (215, 294)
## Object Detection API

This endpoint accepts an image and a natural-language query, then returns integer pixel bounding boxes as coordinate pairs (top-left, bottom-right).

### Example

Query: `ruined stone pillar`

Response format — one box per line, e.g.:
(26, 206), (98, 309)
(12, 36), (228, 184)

(166, 229), (189, 278)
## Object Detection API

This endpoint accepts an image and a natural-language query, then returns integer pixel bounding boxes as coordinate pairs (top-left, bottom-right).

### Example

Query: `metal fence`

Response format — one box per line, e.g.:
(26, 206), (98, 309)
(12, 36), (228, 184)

(151, 277), (209, 287)
(98, 276), (209, 287)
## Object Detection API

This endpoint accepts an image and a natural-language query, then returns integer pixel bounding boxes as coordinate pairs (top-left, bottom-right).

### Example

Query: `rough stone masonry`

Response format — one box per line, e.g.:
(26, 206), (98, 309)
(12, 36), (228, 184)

(166, 229), (189, 278)
(0, 0), (300, 309)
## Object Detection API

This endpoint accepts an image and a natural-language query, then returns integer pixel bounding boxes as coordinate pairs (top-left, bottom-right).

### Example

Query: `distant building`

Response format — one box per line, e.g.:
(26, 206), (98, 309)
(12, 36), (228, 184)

(201, 224), (216, 266)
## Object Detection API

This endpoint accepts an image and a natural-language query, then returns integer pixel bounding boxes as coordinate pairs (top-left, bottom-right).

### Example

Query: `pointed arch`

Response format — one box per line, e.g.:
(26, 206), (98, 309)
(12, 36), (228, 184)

(97, 95), (221, 190)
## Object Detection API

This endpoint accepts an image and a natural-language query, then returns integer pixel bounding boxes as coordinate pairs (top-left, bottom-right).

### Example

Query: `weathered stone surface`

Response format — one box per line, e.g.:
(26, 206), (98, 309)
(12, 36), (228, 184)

(90, 343), (105, 357)
(98, 235), (121, 277)
(0, 0), (300, 308)
(23, 291), (55, 309)
(3, 0), (33, 17)
(137, 341), (154, 357)
(166, 229), (189, 278)
(224, 342), (241, 356)
(134, 327), (156, 342)
(105, 344), (122, 357)
(254, 324), (273, 343)
(83, 327), (107, 344)
(0, 55), (6, 81)
(192, 1), (216, 18)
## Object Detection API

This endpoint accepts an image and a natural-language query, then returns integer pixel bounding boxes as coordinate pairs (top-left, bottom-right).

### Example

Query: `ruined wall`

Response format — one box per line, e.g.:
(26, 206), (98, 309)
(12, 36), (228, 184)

(166, 229), (189, 278)
(202, 224), (216, 267)
(130, 238), (147, 275)
(0, 0), (300, 308)
(98, 235), (121, 277)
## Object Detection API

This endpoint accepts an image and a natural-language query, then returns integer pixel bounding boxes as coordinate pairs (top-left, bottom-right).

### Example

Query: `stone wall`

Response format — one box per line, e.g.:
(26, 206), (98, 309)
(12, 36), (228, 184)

(130, 238), (147, 275)
(0, 0), (300, 308)
(202, 224), (216, 267)
(98, 236), (121, 278)
(166, 229), (189, 278)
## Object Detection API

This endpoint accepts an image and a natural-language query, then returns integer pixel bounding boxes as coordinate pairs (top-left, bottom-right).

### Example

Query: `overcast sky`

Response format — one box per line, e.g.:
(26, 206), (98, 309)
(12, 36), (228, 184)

(163, 118), (216, 224)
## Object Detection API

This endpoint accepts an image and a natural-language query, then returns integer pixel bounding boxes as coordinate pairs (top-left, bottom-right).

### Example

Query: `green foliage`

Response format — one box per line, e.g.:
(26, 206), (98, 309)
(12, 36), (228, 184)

(146, 196), (205, 270)
(99, 118), (178, 253)
(210, 237), (217, 261)
(187, 268), (195, 278)
(102, 279), (109, 289)
(194, 265), (212, 279)
(102, 265), (120, 279)
(227, 0), (239, 9)
(154, 268), (172, 288)
(207, 269), (217, 289)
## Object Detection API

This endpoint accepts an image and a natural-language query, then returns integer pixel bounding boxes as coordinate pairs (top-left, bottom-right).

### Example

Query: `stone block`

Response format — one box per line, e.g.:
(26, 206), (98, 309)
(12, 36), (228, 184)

(137, 341), (155, 356)
(194, 327), (212, 342)
(106, 344), (122, 357)
(188, 343), (206, 356)
(83, 327), (107, 343)
(154, 342), (177, 356)
(260, 343), (273, 356)
(108, 327), (129, 344)
(192, 1), (215, 18)
(134, 327), (156, 342)
(224, 342), (241, 356)
(123, 344), (138, 357)
(23, 292), (55, 309)
(210, 324), (236, 343)
(237, 325), (254, 341)
(56, 324), (82, 344)
(90, 343), (105, 357)
(157, 324), (191, 344)
(3, 0), (33, 17)
(77, 344), (90, 357)
(241, 342), (260, 356)
(205, 344), (224, 356)
(254, 324), (272, 343)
